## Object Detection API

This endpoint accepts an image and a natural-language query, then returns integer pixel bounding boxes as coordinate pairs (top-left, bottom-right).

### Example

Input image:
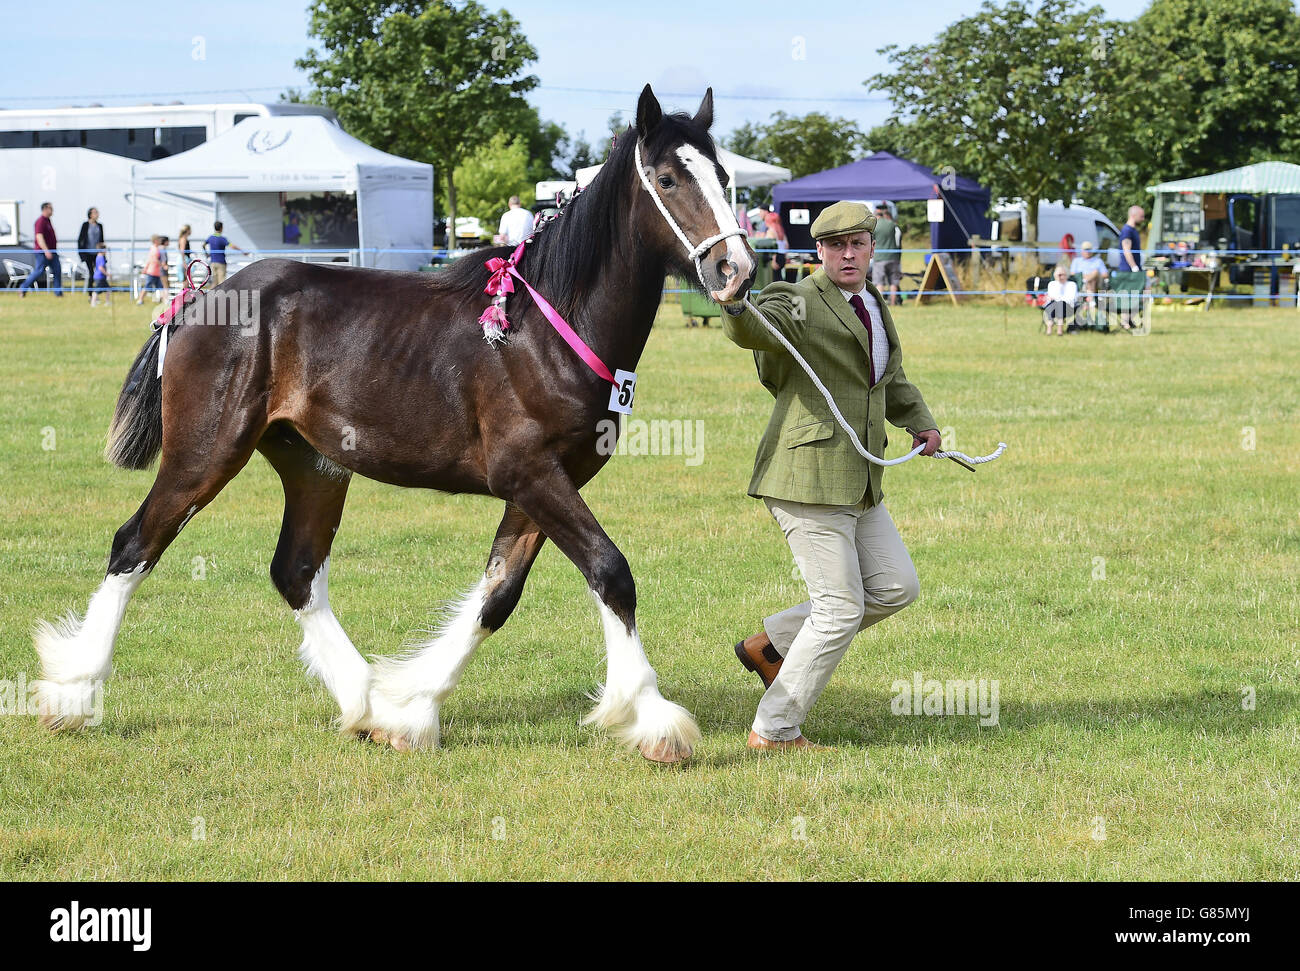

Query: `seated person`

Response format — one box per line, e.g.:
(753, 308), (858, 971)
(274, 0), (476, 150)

(1069, 240), (1108, 305)
(1044, 264), (1078, 335)
(1171, 241), (1193, 268)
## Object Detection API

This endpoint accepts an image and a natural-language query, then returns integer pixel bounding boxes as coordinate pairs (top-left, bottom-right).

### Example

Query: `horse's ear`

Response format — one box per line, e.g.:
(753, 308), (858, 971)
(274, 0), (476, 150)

(693, 88), (714, 131)
(636, 84), (662, 135)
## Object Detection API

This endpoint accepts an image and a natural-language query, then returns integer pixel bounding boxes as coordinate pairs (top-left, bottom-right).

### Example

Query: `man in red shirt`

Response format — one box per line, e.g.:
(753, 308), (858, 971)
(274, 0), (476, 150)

(19, 202), (64, 297)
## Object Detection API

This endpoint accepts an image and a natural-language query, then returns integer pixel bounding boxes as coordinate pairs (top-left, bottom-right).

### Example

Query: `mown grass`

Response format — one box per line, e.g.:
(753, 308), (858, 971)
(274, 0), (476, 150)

(0, 288), (1296, 880)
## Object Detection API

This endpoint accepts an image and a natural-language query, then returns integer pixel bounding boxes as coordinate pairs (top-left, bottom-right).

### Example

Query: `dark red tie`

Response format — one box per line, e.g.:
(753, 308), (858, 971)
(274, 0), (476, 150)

(849, 294), (879, 385)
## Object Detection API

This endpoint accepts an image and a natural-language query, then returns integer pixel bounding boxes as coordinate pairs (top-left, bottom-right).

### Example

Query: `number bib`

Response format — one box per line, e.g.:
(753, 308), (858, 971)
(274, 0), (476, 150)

(609, 369), (637, 415)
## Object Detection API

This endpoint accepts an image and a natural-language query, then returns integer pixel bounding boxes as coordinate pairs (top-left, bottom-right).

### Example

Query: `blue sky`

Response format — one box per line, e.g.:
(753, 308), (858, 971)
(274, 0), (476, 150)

(3, 0), (1134, 146)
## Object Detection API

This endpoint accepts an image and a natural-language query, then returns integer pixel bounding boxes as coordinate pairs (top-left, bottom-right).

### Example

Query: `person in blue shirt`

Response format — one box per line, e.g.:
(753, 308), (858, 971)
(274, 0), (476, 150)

(1069, 240), (1109, 310)
(1119, 206), (1144, 272)
(90, 243), (110, 307)
(202, 220), (245, 285)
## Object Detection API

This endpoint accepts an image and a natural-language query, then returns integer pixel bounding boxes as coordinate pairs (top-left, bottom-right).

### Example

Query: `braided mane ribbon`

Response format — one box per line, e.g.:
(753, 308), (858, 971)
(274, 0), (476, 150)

(151, 258), (211, 378)
(479, 242), (617, 387)
(478, 242), (524, 344)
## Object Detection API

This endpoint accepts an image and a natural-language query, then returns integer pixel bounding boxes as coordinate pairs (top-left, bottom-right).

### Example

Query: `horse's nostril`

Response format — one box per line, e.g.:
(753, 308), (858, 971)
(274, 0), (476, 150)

(717, 258), (738, 281)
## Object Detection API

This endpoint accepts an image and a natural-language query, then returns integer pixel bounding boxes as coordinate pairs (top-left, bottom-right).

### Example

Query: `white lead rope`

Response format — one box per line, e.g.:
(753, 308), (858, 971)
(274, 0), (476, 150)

(742, 296), (1006, 468)
(636, 138), (1006, 469)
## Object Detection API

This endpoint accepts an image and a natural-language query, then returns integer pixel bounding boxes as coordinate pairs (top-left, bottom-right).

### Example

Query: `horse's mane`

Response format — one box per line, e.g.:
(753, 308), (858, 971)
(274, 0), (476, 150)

(429, 110), (719, 320)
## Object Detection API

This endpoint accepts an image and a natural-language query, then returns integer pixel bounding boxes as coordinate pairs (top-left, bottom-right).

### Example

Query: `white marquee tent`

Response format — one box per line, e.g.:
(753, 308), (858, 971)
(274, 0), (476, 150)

(130, 116), (434, 270)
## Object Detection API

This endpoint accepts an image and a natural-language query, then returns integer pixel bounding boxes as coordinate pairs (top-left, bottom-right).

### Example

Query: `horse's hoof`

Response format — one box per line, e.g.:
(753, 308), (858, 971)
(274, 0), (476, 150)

(361, 728), (413, 752)
(639, 738), (693, 764)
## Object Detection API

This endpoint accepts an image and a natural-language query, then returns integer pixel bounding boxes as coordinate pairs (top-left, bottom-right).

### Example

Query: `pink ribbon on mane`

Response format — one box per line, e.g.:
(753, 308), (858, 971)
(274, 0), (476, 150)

(482, 242), (617, 387)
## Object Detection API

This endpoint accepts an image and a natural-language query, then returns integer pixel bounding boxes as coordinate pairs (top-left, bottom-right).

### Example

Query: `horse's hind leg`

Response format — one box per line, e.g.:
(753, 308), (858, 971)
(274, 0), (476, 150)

(362, 503), (546, 750)
(505, 464), (700, 763)
(258, 428), (370, 734)
(33, 435), (259, 731)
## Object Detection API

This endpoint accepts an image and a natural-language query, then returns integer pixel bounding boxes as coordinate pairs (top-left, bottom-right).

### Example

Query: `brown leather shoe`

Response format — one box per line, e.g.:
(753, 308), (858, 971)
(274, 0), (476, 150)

(734, 630), (783, 689)
(746, 730), (828, 751)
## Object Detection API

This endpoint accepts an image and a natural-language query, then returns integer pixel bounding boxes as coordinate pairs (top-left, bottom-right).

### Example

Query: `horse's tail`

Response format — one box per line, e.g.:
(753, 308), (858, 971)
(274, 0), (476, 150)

(105, 327), (166, 470)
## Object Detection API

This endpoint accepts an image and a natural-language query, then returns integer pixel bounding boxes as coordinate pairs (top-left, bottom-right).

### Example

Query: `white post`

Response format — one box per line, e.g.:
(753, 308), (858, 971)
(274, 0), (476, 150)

(355, 184), (366, 268)
(129, 166), (137, 297)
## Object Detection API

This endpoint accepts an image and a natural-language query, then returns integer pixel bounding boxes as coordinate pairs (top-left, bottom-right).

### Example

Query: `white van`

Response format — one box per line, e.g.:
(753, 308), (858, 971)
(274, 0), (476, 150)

(992, 200), (1122, 269)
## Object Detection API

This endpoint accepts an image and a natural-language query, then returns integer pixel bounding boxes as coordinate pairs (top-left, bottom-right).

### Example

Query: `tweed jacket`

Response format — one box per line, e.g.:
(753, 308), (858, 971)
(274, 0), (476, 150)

(723, 268), (936, 507)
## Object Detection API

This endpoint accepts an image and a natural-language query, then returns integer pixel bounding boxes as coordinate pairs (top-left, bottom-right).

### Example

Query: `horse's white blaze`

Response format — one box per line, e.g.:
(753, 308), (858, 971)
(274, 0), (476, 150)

(294, 557), (371, 730)
(675, 144), (753, 280)
(32, 562), (150, 730)
(361, 574), (496, 748)
(582, 591), (701, 752)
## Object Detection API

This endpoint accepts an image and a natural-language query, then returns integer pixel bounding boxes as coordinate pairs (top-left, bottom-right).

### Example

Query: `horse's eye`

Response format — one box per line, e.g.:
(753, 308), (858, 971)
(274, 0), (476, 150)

(657, 175), (674, 189)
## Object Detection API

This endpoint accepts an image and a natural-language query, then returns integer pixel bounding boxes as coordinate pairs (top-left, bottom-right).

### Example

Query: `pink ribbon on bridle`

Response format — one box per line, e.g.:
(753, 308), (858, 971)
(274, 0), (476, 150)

(481, 241), (617, 387)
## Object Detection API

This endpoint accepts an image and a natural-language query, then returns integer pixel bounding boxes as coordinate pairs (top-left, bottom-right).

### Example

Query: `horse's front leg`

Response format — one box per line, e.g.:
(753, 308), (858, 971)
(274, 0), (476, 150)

(504, 462), (700, 763)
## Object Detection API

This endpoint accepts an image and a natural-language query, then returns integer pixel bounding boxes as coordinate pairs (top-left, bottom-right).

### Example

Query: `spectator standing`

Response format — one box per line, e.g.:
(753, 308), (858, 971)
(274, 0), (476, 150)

(203, 221), (244, 285)
(177, 224), (193, 270)
(90, 243), (110, 307)
(871, 203), (902, 306)
(77, 207), (104, 300)
(497, 196), (534, 247)
(18, 202), (63, 297)
(1119, 206), (1144, 272)
(763, 210), (793, 284)
(136, 235), (164, 304)
(157, 235), (171, 295)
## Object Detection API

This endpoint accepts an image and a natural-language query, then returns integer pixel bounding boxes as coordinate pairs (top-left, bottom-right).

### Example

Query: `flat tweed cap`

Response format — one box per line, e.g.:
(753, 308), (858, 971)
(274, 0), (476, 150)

(811, 201), (878, 240)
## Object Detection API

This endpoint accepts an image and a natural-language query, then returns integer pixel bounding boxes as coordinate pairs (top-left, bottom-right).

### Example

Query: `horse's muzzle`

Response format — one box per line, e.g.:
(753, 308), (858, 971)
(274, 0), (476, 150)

(708, 256), (757, 305)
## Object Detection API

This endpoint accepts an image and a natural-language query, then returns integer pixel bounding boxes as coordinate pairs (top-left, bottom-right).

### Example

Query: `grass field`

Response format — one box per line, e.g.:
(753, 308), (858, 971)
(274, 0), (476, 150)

(0, 288), (1297, 880)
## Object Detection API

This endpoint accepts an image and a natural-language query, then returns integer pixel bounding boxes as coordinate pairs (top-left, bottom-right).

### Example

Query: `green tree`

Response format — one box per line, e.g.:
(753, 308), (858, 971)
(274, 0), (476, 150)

(719, 114), (867, 209)
(721, 121), (765, 161)
(868, 0), (1122, 239)
(862, 118), (917, 159)
(495, 100), (569, 186)
(454, 132), (535, 230)
(559, 134), (600, 179)
(1098, 0), (1300, 210)
(759, 111), (866, 179)
(296, 0), (539, 248)
(720, 122), (769, 209)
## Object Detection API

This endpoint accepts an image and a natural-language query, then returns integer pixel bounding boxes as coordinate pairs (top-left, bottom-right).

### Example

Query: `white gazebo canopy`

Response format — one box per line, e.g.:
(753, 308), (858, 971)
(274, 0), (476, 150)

(131, 116), (433, 269)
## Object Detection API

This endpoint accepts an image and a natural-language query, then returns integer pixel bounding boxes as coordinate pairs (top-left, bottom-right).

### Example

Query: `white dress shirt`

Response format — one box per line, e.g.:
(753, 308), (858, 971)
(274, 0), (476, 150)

(839, 285), (890, 384)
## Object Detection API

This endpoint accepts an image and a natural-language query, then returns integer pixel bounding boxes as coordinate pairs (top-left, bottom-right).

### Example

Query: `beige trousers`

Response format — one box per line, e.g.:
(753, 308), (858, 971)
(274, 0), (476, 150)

(755, 496), (919, 741)
(211, 263), (228, 285)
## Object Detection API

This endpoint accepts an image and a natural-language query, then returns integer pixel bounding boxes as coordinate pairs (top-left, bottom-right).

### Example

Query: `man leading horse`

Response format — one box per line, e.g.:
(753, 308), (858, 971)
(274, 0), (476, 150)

(722, 201), (941, 750)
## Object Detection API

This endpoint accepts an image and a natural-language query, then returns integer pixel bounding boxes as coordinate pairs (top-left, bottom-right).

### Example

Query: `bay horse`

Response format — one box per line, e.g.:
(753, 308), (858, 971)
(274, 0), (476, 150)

(32, 85), (756, 763)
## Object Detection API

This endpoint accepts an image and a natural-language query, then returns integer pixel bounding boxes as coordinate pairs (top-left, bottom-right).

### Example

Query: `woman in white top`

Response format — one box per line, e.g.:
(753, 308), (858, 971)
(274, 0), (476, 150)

(1044, 264), (1078, 335)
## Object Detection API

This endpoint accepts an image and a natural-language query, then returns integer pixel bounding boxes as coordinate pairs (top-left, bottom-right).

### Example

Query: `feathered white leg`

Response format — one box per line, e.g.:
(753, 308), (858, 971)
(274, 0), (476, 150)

(583, 591), (699, 762)
(32, 563), (150, 730)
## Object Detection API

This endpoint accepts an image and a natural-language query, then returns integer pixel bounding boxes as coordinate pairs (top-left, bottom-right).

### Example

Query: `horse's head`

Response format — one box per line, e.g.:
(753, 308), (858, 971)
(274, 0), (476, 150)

(632, 85), (757, 305)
